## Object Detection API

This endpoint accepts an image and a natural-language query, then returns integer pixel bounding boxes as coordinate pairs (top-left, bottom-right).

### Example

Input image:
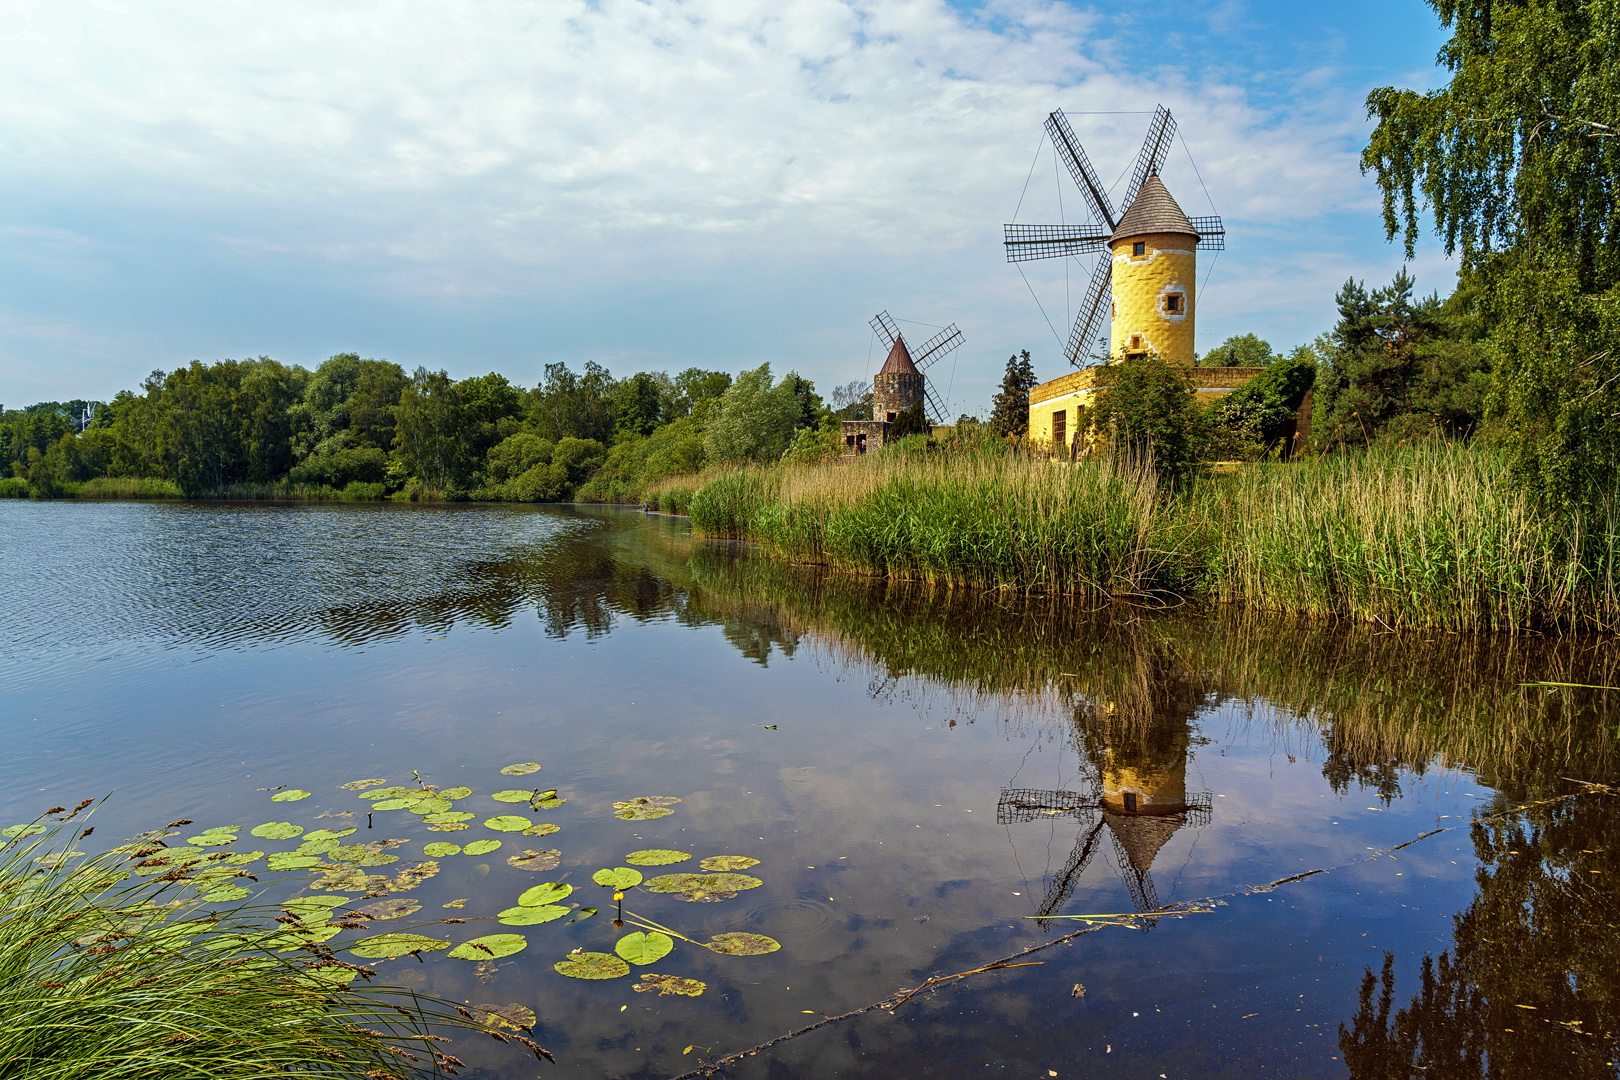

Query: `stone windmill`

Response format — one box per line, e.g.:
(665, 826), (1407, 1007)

(841, 311), (963, 455)
(1004, 107), (1225, 366)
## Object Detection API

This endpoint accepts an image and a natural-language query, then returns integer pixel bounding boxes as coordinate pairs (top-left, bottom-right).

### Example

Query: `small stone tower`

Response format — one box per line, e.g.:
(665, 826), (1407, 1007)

(872, 338), (925, 422)
(1108, 176), (1198, 364)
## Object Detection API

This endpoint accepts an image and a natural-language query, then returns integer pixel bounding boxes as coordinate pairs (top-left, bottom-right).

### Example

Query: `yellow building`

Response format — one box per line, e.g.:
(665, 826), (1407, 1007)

(1025, 174), (1267, 453)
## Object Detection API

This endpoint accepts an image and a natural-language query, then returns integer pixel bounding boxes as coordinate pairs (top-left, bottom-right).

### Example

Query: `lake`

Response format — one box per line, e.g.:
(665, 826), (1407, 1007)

(3, 500), (1618, 1079)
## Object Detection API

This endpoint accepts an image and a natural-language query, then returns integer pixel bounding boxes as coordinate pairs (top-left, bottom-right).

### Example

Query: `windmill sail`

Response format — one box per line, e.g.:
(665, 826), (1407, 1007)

(1045, 110), (1117, 230)
(1002, 223), (1112, 263)
(1120, 105), (1177, 212)
(1064, 257), (1113, 367)
(869, 310), (901, 347)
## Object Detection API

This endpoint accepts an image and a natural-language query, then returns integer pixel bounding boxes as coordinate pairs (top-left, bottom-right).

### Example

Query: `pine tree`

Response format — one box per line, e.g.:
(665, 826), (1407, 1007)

(988, 350), (1037, 438)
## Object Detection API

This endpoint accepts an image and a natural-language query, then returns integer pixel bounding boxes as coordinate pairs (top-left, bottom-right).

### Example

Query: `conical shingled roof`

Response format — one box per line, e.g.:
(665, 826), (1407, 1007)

(1110, 175), (1198, 243)
(879, 337), (920, 375)
(1103, 810), (1186, 874)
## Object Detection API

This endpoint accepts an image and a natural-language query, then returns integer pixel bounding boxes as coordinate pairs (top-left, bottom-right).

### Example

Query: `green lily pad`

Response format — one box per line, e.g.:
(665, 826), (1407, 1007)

(407, 797), (453, 815)
(470, 1002), (536, 1031)
(553, 951), (629, 980)
(422, 842), (462, 858)
(359, 786), (415, 801)
(614, 931), (673, 965)
(426, 822), (470, 832)
(304, 828), (357, 841)
(199, 885), (251, 902)
(644, 873), (763, 901)
(383, 861), (440, 891)
(524, 823), (560, 837)
(700, 855), (761, 872)
(311, 868), (390, 892)
(490, 790), (536, 803)
(222, 850), (264, 865)
(497, 904), (571, 926)
(0, 824), (46, 840)
(625, 849), (691, 866)
(506, 849), (561, 872)
(463, 839), (503, 856)
(250, 822), (303, 840)
(448, 934), (528, 960)
(517, 882), (573, 907)
(284, 895), (347, 918)
(704, 932), (782, 956)
(612, 796), (681, 821)
(438, 786), (472, 800)
(339, 778), (389, 791)
(352, 898), (421, 920)
(268, 922), (343, 950)
(308, 965), (360, 984)
(294, 838), (341, 856)
(266, 853), (324, 871)
(634, 973), (707, 996)
(483, 816), (532, 832)
(500, 763), (542, 776)
(424, 812), (474, 824)
(188, 831), (238, 847)
(271, 790), (310, 802)
(370, 799), (413, 811)
(348, 933), (450, 959)
(592, 867), (643, 890)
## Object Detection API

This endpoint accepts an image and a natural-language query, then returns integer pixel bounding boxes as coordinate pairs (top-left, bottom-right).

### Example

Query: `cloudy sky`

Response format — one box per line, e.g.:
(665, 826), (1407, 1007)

(1, 0), (1454, 415)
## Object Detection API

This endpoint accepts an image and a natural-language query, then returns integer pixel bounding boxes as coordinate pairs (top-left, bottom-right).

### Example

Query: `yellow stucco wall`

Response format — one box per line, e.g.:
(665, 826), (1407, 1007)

(1108, 231), (1197, 364)
(1026, 367), (1267, 452)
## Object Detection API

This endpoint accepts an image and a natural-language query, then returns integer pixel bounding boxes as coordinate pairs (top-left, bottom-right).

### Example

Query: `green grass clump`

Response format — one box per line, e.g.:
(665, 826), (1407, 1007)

(0, 811), (537, 1079)
(0, 477), (28, 498)
(73, 477), (185, 499)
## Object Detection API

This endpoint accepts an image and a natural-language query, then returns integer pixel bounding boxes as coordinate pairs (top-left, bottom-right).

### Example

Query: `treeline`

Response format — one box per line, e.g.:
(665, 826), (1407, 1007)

(0, 357), (863, 501)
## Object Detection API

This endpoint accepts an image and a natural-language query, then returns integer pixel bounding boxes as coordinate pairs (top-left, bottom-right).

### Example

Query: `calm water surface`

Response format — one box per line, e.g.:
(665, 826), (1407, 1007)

(3, 500), (1619, 1079)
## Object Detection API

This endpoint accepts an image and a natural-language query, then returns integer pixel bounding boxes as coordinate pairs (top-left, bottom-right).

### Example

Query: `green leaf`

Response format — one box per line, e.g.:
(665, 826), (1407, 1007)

(506, 848), (561, 872)
(517, 882), (573, 907)
(483, 815), (532, 832)
(438, 786), (472, 800)
(699, 855), (760, 872)
(634, 973), (707, 996)
(359, 786), (415, 801)
(490, 790), (535, 803)
(612, 796), (681, 821)
(348, 933), (450, 959)
(426, 822), (471, 832)
(284, 896), (347, 918)
(625, 849), (691, 866)
(271, 789), (310, 802)
(222, 850), (264, 865)
(592, 867), (643, 889)
(352, 898), (421, 920)
(339, 778), (389, 791)
(523, 823), (560, 837)
(463, 839), (503, 856)
(497, 904), (571, 926)
(250, 822), (304, 840)
(294, 838), (341, 856)
(266, 853), (323, 871)
(304, 828), (357, 841)
(500, 762), (542, 775)
(644, 873), (763, 902)
(704, 932), (782, 956)
(423, 812), (474, 824)
(308, 966), (360, 985)
(614, 931), (673, 965)
(448, 933), (528, 960)
(422, 842), (462, 857)
(0, 824), (45, 840)
(407, 797), (452, 814)
(188, 831), (238, 847)
(469, 1002), (536, 1031)
(371, 799), (413, 811)
(553, 951), (629, 980)
(199, 885), (251, 902)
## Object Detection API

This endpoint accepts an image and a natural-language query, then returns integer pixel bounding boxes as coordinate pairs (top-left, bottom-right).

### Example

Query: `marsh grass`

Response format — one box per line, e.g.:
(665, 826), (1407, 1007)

(0, 811), (511, 1080)
(69, 477), (185, 499)
(683, 443), (1618, 632)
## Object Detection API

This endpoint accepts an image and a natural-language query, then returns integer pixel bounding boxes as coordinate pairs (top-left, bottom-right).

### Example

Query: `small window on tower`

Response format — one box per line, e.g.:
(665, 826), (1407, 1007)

(1163, 293), (1182, 313)
(1132, 241), (1146, 256)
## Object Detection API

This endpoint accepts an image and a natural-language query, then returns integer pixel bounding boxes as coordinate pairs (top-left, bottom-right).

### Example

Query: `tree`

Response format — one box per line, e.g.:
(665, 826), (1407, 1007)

(703, 364), (801, 463)
(988, 350), (1037, 438)
(1200, 334), (1278, 367)
(888, 401), (931, 440)
(612, 372), (665, 438)
(830, 380), (871, 420)
(775, 373), (825, 431)
(1209, 348), (1317, 455)
(1362, 0), (1620, 515)
(1090, 352), (1207, 485)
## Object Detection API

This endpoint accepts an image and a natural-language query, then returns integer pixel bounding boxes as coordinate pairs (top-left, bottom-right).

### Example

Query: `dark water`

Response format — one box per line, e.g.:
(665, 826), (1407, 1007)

(4, 500), (1620, 1080)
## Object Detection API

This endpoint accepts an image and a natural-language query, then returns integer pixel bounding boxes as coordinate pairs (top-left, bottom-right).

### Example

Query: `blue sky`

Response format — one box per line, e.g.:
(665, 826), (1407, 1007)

(1, 0), (1454, 416)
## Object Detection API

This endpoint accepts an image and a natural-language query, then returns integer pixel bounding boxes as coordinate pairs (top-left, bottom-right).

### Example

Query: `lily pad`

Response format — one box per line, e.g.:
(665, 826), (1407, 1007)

(645, 873), (763, 898)
(704, 932), (782, 956)
(424, 812), (474, 824)
(188, 831), (238, 847)
(222, 850), (264, 865)
(524, 823), (560, 837)
(250, 822), (303, 840)
(325, 846), (399, 867)
(612, 796), (681, 821)
(383, 861), (440, 891)
(517, 882), (573, 907)
(448, 933), (528, 960)
(294, 838), (341, 856)
(634, 973), (708, 996)
(271, 789), (311, 802)
(348, 933), (450, 959)
(497, 904), (571, 926)
(311, 868), (390, 892)
(614, 931), (673, 965)
(506, 849), (561, 872)
(490, 790), (536, 803)
(339, 778), (389, 791)
(0, 824), (46, 840)
(266, 853), (324, 871)
(370, 799), (413, 811)
(470, 1002), (536, 1031)
(700, 855), (761, 872)
(308, 965), (360, 985)
(592, 867), (643, 890)
(483, 815), (532, 832)
(463, 839), (503, 856)
(199, 885), (251, 902)
(304, 828), (357, 841)
(359, 786), (415, 801)
(553, 951), (629, 980)
(438, 786), (472, 800)
(407, 797), (452, 815)
(284, 895), (347, 918)
(426, 822), (470, 832)
(625, 849), (691, 866)
(500, 762), (542, 776)
(351, 898), (421, 920)
(422, 842), (462, 858)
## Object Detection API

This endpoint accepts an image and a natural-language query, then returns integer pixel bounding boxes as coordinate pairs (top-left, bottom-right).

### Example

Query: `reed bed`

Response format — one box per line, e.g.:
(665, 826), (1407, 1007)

(683, 444), (1619, 632)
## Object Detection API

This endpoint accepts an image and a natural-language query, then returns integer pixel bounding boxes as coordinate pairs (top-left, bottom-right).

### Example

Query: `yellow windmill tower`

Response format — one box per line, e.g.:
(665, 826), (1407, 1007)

(1005, 109), (1236, 452)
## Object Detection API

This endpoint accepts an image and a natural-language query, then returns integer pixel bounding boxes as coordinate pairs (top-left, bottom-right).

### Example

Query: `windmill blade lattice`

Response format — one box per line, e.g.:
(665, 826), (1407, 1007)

(1064, 257), (1113, 367)
(1044, 110), (1118, 230)
(869, 311), (901, 347)
(1120, 106), (1177, 213)
(1002, 223), (1112, 263)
